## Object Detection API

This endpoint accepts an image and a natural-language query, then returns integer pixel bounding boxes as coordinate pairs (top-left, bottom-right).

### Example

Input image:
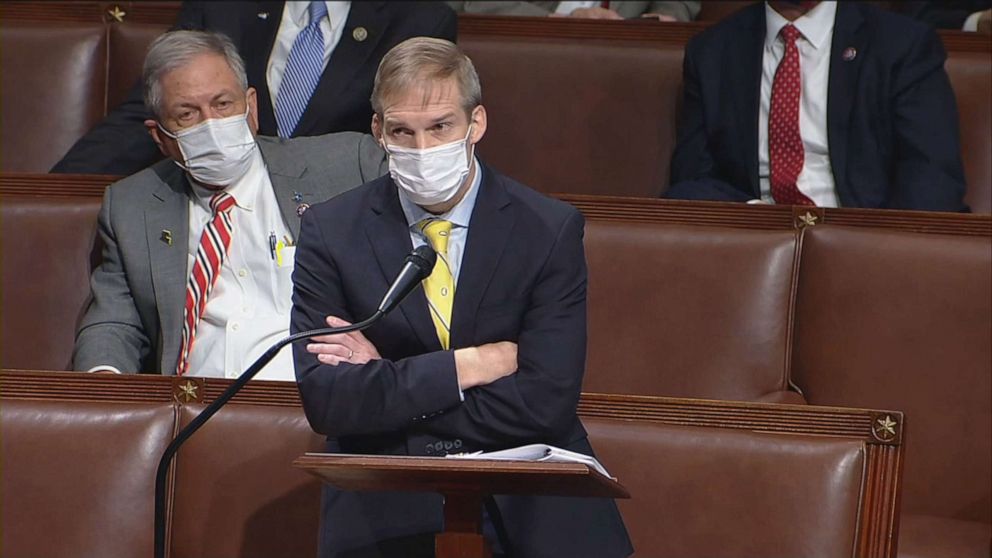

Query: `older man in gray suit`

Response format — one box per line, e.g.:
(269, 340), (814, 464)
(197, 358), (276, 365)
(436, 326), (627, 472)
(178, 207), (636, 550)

(72, 30), (386, 381)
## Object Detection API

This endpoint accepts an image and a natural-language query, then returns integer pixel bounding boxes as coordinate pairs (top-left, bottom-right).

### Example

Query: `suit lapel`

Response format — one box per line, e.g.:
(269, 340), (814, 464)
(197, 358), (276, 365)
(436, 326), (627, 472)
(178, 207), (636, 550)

(145, 167), (191, 375)
(258, 138), (309, 239)
(365, 180), (440, 351)
(295, 1), (388, 135)
(732, 7), (766, 196)
(450, 166), (513, 349)
(243, 1), (285, 136)
(827, 3), (867, 206)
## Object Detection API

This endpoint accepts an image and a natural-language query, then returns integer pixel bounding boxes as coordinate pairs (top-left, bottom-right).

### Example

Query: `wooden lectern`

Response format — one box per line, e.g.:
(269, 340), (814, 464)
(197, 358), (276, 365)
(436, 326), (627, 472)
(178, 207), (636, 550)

(294, 453), (630, 558)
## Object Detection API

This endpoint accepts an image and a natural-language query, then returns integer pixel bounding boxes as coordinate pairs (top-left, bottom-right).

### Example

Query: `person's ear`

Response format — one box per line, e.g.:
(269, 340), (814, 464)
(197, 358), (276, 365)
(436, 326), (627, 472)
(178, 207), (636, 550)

(469, 105), (487, 145)
(371, 113), (383, 144)
(144, 119), (169, 156)
(246, 87), (259, 134)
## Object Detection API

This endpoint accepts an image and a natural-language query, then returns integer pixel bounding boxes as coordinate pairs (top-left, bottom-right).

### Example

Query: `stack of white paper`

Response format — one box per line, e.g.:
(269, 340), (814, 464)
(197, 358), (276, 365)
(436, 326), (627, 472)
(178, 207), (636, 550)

(447, 443), (614, 479)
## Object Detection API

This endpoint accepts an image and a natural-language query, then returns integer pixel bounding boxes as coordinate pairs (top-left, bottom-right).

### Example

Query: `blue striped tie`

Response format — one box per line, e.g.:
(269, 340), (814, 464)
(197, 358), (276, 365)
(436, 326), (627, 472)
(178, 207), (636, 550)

(275, 1), (328, 138)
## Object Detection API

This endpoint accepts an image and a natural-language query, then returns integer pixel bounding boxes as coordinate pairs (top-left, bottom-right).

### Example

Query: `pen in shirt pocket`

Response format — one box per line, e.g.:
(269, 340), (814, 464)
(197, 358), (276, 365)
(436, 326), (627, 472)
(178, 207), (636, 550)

(268, 232), (277, 260)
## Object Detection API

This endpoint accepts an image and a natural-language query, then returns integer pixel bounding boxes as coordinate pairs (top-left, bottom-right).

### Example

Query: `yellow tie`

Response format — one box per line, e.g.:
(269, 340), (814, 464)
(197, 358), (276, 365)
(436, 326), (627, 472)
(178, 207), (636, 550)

(419, 219), (455, 349)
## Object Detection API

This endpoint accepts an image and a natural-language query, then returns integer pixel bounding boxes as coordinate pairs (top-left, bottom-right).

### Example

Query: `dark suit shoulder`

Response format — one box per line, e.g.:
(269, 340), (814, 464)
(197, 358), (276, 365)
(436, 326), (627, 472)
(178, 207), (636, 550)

(486, 167), (581, 227)
(476, 164), (583, 238)
(685, 2), (764, 56)
(365, 1), (458, 41)
(382, 0), (456, 20)
(849, 2), (944, 60)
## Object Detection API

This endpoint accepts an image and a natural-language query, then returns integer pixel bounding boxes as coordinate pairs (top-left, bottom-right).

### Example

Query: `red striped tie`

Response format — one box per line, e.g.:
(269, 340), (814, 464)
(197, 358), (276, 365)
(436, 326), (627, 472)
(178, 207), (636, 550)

(769, 24), (815, 206)
(176, 192), (237, 376)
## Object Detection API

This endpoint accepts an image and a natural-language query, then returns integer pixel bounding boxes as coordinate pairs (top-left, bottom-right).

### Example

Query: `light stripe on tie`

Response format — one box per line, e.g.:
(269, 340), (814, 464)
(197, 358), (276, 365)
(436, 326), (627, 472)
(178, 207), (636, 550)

(275, 1), (328, 138)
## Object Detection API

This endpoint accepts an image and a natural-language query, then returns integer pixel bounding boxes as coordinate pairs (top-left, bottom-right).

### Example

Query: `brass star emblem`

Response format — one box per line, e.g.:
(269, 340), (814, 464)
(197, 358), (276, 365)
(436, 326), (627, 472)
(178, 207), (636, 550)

(797, 212), (819, 227)
(107, 6), (126, 22)
(177, 380), (198, 403)
(872, 415), (898, 442)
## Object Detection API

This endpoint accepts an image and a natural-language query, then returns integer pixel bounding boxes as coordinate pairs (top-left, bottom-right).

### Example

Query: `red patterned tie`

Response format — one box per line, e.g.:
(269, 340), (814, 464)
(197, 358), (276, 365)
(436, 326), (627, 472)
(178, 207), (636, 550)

(176, 192), (237, 376)
(769, 24), (815, 206)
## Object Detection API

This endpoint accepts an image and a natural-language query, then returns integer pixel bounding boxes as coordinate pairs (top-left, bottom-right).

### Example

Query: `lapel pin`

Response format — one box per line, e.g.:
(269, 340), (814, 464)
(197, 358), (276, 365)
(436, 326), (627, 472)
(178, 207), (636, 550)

(842, 47), (857, 62)
(353, 27), (368, 42)
(292, 191), (304, 203)
(160, 230), (173, 246)
(296, 203), (311, 217)
(257, 11), (269, 20)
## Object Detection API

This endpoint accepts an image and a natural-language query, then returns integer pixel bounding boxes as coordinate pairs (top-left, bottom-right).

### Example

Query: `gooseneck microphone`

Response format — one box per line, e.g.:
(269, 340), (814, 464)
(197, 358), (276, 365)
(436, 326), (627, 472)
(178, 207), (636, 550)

(379, 245), (438, 314)
(153, 245), (436, 558)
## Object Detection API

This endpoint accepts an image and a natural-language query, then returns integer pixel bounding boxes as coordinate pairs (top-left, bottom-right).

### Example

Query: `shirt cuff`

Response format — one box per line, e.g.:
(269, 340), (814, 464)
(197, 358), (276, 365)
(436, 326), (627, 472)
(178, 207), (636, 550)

(87, 365), (123, 374)
(963, 11), (983, 32)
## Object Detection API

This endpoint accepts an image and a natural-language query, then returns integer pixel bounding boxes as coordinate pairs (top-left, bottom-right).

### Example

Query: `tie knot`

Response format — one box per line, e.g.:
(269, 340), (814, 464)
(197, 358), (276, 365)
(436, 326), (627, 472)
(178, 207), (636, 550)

(779, 24), (802, 44)
(420, 219), (452, 255)
(210, 192), (236, 214)
(308, 1), (328, 25)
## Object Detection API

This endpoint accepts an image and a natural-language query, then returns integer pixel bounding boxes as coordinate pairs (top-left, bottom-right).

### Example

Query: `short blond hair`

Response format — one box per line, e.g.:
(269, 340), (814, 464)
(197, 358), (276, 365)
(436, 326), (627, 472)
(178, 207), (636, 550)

(370, 37), (481, 116)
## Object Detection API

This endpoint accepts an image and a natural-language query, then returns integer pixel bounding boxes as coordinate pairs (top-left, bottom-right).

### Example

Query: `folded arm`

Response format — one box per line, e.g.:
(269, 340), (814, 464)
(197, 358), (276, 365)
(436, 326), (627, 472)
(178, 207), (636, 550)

(292, 208), (588, 448)
(410, 210), (589, 448)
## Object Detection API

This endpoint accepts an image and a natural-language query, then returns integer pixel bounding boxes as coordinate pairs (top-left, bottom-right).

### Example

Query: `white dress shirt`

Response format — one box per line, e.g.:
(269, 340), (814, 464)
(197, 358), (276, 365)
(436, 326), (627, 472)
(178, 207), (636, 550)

(758, 1), (839, 207)
(963, 11), (984, 31)
(184, 149), (296, 381)
(267, 1), (352, 111)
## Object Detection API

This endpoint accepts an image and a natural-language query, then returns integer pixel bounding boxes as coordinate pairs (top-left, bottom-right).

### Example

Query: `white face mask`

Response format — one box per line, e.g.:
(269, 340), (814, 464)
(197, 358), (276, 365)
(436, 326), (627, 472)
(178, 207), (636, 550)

(383, 125), (474, 207)
(158, 106), (256, 187)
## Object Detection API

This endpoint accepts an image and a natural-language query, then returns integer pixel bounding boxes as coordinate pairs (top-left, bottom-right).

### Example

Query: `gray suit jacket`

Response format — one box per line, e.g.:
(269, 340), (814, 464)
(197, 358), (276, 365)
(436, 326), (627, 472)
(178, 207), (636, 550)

(72, 133), (387, 374)
(448, 1), (700, 20)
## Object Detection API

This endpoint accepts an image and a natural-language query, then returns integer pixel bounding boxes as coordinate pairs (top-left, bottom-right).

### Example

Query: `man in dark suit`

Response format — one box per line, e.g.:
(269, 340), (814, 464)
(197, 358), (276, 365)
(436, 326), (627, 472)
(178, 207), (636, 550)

(666, 1), (968, 211)
(52, 1), (456, 175)
(291, 37), (632, 558)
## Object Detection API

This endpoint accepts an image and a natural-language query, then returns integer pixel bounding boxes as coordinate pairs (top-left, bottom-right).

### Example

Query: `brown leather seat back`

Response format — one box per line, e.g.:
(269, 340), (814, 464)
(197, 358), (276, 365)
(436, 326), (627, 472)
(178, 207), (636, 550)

(170, 402), (325, 558)
(108, 22), (169, 109)
(0, 399), (176, 558)
(583, 220), (799, 400)
(585, 416), (866, 557)
(792, 225), (992, 523)
(945, 51), (992, 213)
(0, 22), (107, 172)
(460, 36), (682, 197)
(0, 196), (102, 370)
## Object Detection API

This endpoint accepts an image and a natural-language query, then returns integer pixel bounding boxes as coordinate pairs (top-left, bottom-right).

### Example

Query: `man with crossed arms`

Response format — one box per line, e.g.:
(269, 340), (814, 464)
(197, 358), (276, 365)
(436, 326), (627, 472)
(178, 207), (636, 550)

(291, 37), (632, 557)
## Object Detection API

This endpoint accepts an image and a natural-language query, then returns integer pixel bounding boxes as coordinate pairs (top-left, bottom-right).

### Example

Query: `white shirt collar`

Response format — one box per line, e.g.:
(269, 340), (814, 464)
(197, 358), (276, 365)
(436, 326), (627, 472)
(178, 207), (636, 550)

(283, 1), (350, 27)
(764, 1), (837, 51)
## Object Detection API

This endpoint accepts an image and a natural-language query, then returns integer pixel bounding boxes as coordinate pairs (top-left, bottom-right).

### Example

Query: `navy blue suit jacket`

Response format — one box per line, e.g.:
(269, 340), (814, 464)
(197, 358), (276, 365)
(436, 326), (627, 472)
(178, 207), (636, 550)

(667, 2), (968, 211)
(52, 1), (456, 175)
(291, 164), (632, 557)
